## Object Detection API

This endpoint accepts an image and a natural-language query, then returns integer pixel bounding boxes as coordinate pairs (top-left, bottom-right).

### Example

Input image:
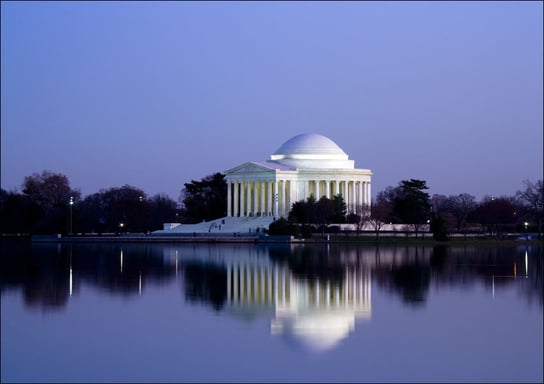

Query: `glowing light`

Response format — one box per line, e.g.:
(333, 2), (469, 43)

(120, 250), (124, 273)
(69, 267), (73, 296)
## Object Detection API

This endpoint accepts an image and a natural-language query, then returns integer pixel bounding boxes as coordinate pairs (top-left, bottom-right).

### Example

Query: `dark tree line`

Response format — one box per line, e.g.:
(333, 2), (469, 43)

(2, 169), (541, 239)
(275, 178), (543, 240)
(1, 170), (178, 234)
(77, 186), (178, 234)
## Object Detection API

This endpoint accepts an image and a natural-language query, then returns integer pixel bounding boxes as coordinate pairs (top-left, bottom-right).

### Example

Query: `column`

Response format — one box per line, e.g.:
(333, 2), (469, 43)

(274, 181), (279, 218)
(279, 180), (284, 216)
(253, 181), (258, 216)
(268, 181), (273, 216)
(227, 182), (232, 217)
(277, 180), (282, 217)
(325, 180), (330, 199)
(350, 180), (356, 213)
(234, 182), (239, 217)
(343, 181), (348, 207)
(358, 181), (364, 208)
(239, 182), (245, 217)
(284, 180), (290, 216)
(334, 180), (339, 196)
(306, 180), (310, 200)
(246, 182), (251, 217)
(260, 181), (265, 216)
(314, 180), (319, 198)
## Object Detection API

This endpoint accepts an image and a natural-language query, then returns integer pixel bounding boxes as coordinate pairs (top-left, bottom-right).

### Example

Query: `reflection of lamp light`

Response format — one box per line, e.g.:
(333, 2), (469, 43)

(69, 246), (73, 296)
(492, 275), (495, 299)
(525, 250), (528, 278)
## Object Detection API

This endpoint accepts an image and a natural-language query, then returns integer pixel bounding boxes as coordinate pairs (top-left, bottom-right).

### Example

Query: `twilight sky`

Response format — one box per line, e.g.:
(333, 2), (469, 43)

(1, 1), (542, 202)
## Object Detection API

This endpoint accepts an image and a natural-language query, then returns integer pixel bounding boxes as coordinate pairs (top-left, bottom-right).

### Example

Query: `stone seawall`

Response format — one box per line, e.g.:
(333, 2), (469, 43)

(30, 234), (295, 243)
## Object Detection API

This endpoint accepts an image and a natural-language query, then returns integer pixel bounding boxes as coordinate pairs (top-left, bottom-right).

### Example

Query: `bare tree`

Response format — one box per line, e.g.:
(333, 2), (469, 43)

(449, 193), (478, 232)
(347, 204), (369, 235)
(473, 196), (516, 237)
(368, 200), (393, 239)
(22, 170), (81, 209)
(516, 179), (543, 238)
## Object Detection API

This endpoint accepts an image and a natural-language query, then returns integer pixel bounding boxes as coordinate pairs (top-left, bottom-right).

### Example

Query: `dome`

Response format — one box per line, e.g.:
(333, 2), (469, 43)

(269, 133), (354, 169)
(271, 133), (348, 160)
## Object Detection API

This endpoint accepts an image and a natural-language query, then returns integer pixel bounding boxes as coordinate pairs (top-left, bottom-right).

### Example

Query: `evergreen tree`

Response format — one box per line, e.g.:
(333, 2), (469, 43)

(180, 173), (227, 223)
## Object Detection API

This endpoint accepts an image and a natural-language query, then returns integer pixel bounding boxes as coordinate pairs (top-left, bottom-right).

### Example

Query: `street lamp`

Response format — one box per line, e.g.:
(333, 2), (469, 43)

(69, 196), (74, 235)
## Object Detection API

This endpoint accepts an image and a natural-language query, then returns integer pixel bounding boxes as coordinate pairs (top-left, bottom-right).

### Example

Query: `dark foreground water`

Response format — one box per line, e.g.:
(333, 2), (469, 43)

(1, 241), (542, 383)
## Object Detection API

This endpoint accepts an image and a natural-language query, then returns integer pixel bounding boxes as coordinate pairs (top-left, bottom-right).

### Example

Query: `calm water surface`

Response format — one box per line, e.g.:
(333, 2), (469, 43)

(1, 241), (542, 383)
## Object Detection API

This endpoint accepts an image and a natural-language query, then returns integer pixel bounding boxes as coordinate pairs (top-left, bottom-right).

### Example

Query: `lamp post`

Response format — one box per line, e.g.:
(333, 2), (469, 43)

(69, 196), (74, 235)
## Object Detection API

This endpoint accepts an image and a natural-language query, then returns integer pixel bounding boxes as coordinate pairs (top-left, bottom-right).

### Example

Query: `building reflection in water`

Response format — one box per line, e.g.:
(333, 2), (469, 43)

(163, 244), (373, 353)
(225, 261), (371, 352)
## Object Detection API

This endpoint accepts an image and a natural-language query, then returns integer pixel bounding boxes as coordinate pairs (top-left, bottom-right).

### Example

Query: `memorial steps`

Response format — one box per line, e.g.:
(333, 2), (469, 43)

(152, 215), (274, 235)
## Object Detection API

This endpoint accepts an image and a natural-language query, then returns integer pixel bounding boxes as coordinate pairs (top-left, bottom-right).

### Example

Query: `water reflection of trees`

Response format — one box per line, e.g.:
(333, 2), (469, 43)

(1, 241), (541, 312)
(0, 241), (177, 311)
(269, 245), (345, 285)
(183, 263), (226, 311)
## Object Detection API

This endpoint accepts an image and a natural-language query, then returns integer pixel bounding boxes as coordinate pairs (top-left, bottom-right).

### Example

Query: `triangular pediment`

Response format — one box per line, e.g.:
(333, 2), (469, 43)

(225, 162), (277, 176)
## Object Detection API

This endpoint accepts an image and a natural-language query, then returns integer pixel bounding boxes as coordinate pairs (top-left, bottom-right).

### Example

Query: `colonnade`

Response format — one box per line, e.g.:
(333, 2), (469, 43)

(226, 179), (371, 218)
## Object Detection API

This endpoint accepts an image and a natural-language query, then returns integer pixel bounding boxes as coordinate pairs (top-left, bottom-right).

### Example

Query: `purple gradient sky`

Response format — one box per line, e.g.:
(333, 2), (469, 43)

(1, 1), (542, 202)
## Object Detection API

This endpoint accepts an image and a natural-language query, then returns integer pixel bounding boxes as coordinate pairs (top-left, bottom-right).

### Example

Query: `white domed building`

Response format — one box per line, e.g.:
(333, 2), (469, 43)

(156, 133), (372, 234)
(225, 133), (372, 219)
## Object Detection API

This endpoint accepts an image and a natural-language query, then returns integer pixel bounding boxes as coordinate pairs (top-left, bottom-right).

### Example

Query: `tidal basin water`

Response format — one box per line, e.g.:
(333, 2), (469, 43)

(1, 241), (542, 383)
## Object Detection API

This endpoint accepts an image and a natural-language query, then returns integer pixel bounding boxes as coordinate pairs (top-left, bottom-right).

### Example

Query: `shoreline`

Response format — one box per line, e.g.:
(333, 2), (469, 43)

(1, 233), (542, 246)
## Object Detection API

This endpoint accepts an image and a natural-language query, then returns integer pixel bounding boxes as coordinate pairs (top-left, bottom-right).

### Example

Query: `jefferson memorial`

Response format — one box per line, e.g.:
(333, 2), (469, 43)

(157, 133), (372, 234)
(225, 133), (372, 218)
